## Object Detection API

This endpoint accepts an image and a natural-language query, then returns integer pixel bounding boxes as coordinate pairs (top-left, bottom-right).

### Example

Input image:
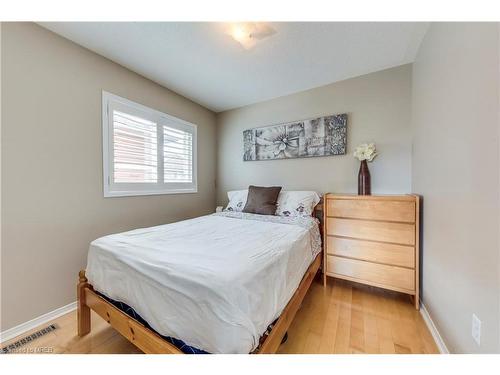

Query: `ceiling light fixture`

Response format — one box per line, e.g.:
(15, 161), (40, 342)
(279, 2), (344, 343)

(227, 22), (276, 50)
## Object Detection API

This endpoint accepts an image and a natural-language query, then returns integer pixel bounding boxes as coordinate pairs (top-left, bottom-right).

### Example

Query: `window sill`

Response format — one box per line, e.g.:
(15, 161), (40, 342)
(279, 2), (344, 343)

(104, 188), (198, 198)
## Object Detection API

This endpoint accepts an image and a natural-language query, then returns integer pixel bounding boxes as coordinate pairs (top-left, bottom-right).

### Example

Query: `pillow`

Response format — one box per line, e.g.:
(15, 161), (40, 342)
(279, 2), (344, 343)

(276, 191), (321, 217)
(243, 185), (282, 215)
(225, 189), (248, 212)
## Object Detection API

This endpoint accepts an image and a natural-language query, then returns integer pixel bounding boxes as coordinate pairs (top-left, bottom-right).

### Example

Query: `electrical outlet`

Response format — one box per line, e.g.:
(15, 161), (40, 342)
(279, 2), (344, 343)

(472, 314), (481, 345)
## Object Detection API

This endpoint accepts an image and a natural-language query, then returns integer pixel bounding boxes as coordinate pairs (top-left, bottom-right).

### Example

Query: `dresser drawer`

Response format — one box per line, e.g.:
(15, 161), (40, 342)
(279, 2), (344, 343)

(327, 255), (415, 292)
(327, 218), (415, 245)
(326, 236), (415, 268)
(327, 198), (415, 223)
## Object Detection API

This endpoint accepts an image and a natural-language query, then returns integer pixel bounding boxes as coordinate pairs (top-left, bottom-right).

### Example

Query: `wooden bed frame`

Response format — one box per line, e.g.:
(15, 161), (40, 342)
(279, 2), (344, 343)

(77, 203), (324, 354)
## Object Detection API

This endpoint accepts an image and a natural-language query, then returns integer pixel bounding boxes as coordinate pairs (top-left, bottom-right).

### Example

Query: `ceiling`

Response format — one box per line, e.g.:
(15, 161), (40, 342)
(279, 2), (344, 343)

(39, 22), (428, 112)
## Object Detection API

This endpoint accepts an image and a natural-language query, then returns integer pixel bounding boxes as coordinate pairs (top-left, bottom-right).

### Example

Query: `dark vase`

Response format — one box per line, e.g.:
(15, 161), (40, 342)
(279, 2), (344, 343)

(358, 160), (371, 195)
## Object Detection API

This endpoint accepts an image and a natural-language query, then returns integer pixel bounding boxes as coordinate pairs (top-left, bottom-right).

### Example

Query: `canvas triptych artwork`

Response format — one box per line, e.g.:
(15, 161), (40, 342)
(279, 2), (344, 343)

(243, 113), (347, 161)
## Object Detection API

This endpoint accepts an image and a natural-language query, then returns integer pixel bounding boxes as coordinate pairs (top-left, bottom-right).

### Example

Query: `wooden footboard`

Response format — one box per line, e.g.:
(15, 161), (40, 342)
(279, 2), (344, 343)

(77, 271), (182, 354)
(77, 253), (322, 354)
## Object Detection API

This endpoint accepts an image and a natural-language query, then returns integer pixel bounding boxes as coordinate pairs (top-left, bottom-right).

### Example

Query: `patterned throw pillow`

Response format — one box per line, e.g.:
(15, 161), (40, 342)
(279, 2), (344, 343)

(276, 191), (321, 218)
(224, 190), (248, 212)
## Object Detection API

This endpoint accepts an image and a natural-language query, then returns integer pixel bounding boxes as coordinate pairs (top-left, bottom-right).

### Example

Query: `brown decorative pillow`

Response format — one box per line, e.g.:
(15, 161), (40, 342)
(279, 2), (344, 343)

(243, 185), (282, 215)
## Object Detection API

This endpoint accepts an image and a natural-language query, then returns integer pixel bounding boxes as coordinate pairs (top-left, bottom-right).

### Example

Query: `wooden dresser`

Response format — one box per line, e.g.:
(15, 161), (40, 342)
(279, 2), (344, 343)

(323, 194), (420, 309)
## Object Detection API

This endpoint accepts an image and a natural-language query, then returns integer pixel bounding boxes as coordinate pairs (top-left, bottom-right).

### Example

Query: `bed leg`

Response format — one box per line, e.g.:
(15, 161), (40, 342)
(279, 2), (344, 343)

(77, 270), (91, 336)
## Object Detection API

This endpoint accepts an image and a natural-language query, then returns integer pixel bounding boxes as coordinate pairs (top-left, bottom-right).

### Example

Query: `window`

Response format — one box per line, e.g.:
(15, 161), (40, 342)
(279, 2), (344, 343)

(102, 91), (197, 197)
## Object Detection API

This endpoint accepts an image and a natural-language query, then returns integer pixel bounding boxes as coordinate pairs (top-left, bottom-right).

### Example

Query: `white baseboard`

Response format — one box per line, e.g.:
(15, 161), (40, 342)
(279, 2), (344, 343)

(420, 302), (449, 354)
(0, 301), (77, 344)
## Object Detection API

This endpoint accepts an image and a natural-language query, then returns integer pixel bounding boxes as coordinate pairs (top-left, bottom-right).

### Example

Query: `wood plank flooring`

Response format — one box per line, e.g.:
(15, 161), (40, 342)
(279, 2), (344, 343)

(278, 277), (438, 354)
(1, 277), (438, 354)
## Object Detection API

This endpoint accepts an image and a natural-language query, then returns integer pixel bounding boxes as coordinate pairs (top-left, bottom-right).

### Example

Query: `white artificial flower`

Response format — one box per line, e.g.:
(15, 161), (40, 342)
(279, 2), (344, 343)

(354, 143), (378, 162)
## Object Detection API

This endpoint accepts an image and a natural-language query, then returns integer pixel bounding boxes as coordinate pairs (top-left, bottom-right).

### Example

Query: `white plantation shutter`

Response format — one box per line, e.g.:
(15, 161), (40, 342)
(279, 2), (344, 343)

(113, 110), (158, 183)
(103, 92), (197, 197)
(163, 125), (193, 183)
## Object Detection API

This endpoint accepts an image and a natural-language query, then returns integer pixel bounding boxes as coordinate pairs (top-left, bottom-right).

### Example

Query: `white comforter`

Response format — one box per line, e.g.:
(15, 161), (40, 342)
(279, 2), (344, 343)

(86, 212), (321, 354)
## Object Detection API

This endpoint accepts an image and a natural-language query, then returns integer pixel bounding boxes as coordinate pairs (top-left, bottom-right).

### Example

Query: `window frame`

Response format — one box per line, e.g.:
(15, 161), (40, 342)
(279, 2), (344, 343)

(102, 91), (198, 197)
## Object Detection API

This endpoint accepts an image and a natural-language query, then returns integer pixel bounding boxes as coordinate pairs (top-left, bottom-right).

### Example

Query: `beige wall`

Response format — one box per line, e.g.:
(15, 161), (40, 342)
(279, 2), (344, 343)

(412, 23), (499, 353)
(3, 21), (500, 353)
(216, 65), (412, 205)
(0, 23), (217, 331)
(0, 22), (3, 332)
(498, 25), (500, 351)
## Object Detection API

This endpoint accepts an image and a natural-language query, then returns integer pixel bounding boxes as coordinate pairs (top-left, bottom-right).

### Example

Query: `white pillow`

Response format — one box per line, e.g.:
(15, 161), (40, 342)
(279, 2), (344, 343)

(225, 189), (320, 217)
(276, 191), (321, 217)
(225, 189), (248, 212)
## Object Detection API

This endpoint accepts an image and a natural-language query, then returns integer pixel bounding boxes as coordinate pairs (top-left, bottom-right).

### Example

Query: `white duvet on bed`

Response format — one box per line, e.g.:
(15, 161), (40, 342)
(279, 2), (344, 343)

(86, 212), (321, 354)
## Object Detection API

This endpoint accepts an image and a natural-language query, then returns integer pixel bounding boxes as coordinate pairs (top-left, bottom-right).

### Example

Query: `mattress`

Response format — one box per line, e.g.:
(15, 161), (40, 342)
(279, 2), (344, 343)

(86, 211), (321, 354)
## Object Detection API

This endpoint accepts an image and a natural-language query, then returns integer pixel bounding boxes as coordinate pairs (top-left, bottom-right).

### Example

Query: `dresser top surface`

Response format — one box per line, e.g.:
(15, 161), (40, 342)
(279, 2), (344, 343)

(324, 193), (418, 202)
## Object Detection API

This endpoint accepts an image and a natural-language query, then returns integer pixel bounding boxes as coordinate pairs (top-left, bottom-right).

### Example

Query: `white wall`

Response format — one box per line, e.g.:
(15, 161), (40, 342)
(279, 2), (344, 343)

(412, 23), (500, 353)
(0, 23), (217, 331)
(216, 65), (412, 205)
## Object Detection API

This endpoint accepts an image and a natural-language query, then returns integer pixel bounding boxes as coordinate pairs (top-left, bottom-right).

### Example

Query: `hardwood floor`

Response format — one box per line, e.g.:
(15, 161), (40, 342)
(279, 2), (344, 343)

(278, 277), (438, 354)
(1, 277), (438, 354)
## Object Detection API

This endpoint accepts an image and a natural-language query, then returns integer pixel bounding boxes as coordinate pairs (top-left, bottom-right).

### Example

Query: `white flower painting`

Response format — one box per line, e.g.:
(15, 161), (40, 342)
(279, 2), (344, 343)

(243, 114), (347, 161)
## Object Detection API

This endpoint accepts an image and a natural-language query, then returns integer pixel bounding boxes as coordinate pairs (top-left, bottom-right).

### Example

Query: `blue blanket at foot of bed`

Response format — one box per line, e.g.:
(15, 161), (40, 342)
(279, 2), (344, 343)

(96, 291), (208, 354)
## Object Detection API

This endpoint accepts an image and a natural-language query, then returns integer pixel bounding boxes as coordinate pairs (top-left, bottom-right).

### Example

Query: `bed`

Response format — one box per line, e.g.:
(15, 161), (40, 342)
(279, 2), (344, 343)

(77, 202), (323, 354)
